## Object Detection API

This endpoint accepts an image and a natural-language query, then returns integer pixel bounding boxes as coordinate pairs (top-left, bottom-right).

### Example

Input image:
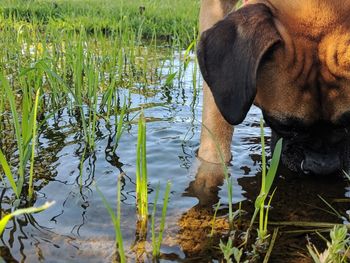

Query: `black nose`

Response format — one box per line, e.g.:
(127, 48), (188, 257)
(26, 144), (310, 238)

(300, 149), (341, 175)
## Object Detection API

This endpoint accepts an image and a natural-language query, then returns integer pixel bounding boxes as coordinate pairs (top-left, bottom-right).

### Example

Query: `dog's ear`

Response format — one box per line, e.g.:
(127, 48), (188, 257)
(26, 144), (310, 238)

(197, 4), (282, 125)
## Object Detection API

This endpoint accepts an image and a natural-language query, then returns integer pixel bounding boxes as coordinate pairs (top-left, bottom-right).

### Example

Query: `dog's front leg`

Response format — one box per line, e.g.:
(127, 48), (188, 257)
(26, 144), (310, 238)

(198, 0), (237, 164)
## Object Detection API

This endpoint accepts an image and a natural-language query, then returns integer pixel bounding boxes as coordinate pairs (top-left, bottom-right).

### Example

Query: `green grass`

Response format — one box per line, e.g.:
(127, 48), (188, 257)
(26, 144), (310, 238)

(210, 201), (221, 237)
(308, 225), (350, 263)
(249, 119), (282, 242)
(0, 72), (42, 201)
(0, 3), (197, 260)
(219, 238), (246, 263)
(28, 87), (41, 199)
(0, 0), (199, 46)
(0, 201), (55, 234)
(136, 112), (148, 233)
(96, 176), (126, 263)
(151, 181), (171, 258)
(222, 119), (282, 262)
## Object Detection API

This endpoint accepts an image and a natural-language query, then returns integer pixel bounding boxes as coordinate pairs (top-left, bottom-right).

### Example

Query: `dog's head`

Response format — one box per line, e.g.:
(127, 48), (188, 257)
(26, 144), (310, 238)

(197, 1), (350, 174)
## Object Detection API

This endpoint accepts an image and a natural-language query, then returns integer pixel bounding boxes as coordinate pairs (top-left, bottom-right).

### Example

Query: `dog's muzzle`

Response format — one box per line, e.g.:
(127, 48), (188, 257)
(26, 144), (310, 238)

(269, 120), (350, 175)
(277, 136), (344, 175)
(299, 145), (341, 175)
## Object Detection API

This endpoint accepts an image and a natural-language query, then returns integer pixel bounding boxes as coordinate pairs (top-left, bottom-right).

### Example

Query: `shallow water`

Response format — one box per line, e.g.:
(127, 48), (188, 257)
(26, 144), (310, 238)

(1, 50), (349, 263)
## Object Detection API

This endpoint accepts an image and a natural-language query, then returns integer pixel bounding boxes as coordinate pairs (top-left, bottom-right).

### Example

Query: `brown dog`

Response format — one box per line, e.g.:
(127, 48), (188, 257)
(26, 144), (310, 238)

(198, 0), (350, 175)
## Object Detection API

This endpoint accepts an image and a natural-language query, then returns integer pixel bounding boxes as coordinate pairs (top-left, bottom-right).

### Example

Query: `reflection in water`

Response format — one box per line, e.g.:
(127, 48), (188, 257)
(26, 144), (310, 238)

(253, 169), (348, 262)
(185, 159), (225, 207)
(178, 158), (229, 260)
(176, 149), (349, 262)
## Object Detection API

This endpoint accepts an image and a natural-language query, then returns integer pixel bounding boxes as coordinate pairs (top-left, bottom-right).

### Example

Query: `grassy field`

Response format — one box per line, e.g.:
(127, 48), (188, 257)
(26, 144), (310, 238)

(1, 0), (199, 44)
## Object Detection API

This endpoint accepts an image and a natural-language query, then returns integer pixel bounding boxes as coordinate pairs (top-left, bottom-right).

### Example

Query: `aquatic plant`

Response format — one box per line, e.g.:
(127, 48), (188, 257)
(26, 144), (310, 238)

(28, 88), (41, 199)
(113, 98), (128, 151)
(0, 201), (55, 235)
(249, 119), (282, 241)
(227, 119), (282, 261)
(0, 73), (42, 201)
(96, 176), (126, 263)
(151, 181), (172, 258)
(210, 201), (221, 237)
(136, 112), (148, 232)
(308, 225), (350, 263)
(219, 238), (248, 263)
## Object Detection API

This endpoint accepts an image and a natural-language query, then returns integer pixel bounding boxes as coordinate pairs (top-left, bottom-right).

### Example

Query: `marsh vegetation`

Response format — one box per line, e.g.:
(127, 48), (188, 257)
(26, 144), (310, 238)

(0, 0), (349, 262)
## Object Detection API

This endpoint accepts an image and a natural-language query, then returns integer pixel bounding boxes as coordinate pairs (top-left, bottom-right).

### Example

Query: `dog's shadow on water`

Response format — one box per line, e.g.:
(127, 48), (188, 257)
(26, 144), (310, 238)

(176, 157), (349, 263)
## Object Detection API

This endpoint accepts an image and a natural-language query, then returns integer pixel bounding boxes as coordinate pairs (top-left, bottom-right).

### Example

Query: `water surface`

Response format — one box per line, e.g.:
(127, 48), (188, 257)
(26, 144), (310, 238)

(1, 49), (349, 263)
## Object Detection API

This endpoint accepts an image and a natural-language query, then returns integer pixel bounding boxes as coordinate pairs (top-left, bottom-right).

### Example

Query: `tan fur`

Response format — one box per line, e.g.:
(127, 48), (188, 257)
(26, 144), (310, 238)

(199, 0), (350, 163)
(198, 0), (236, 164)
(254, 0), (350, 123)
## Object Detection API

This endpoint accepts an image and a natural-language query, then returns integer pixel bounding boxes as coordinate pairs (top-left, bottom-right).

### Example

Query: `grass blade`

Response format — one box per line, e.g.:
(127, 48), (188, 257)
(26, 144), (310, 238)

(95, 183), (126, 263)
(265, 139), (282, 195)
(151, 183), (160, 256)
(210, 201), (221, 237)
(28, 88), (41, 200)
(153, 181), (171, 257)
(0, 149), (18, 197)
(0, 201), (54, 235)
